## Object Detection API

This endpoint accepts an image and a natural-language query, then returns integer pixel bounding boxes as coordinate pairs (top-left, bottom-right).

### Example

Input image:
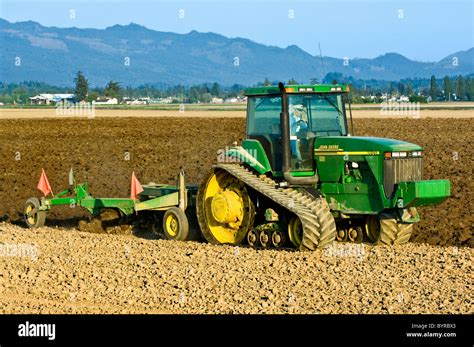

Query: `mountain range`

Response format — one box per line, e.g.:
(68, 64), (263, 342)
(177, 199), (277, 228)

(0, 18), (473, 87)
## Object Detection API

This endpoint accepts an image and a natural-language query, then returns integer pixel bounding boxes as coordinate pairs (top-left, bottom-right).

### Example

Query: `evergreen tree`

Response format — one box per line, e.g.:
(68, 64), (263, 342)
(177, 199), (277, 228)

(389, 81), (397, 95)
(443, 76), (452, 101)
(74, 71), (88, 102)
(397, 82), (406, 95)
(466, 77), (474, 101)
(210, 82), (221, 97)
(104, 80), (122, 100)
(455, 75), (464, 101)
(429, 75), (437, 100)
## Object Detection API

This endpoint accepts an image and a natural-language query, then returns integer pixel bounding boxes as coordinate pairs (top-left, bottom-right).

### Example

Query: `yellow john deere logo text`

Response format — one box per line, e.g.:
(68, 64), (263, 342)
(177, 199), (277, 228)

(317, 145), (341, 151)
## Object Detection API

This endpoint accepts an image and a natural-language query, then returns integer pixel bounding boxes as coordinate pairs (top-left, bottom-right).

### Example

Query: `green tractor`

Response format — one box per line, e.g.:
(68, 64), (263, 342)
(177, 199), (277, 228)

(196, 83), (450, 250)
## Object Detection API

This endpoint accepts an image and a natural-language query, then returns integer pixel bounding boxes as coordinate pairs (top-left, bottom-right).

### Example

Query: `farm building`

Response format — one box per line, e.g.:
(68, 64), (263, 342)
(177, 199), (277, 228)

(211, 97), (224, 104)
(94, 97), (118, 105)
(29, 93), (75, 105)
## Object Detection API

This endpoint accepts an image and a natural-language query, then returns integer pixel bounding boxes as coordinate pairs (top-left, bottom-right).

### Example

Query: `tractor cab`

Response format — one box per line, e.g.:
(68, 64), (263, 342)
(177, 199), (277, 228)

(245, 84), (350, 174)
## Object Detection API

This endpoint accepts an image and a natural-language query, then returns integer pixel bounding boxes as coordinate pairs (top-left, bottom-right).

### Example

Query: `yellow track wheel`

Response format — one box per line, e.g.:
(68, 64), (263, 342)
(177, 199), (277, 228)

(197, 168), (255, 245)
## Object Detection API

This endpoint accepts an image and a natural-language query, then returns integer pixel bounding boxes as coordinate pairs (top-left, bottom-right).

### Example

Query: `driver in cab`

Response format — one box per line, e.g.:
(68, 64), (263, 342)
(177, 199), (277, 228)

(290, 104), (307, 135)
(289, 104), (307, 167)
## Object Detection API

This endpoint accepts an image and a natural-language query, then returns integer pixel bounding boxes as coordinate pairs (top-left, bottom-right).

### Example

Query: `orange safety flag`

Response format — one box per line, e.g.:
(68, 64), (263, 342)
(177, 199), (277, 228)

(37, 168), (52, 196)
(130, 171), (144, 200)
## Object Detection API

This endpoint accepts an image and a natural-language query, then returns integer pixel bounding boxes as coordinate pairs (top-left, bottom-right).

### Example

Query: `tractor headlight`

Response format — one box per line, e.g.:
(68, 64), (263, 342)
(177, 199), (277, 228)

(384, 151), (423, 159)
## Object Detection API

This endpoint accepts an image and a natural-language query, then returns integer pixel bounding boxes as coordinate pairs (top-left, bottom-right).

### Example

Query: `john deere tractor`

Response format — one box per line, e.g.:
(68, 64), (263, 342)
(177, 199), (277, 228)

(196, 83), (450, 250)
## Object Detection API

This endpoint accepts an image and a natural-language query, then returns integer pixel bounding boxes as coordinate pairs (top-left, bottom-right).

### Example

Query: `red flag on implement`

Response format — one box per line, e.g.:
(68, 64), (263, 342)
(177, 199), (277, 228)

(130, 172), (144, 200)
(37, 168), (52, 196)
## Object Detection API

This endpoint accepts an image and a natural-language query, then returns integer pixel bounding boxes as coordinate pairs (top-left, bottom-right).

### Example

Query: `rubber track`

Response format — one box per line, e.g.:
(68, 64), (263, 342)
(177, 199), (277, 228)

(214, 163), (336, 250)
(378, 215), (414, 245)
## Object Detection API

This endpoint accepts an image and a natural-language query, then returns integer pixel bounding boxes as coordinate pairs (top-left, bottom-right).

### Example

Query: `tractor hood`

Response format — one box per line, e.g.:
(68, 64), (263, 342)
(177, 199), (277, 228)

(314, 136), (423, 153)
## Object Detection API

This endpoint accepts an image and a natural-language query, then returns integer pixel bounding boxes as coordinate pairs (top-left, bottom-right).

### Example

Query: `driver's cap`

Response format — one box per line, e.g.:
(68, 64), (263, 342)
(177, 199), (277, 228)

(290, 104), (304, 111)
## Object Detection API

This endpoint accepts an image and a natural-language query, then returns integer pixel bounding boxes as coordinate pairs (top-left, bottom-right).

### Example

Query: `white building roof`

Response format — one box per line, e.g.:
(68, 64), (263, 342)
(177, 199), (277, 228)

(29, 94), (75, 102)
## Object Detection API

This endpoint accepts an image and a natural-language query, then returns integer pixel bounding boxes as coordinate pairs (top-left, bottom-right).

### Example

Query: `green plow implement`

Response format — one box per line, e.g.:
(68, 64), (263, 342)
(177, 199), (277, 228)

(24, 169), (198, 241)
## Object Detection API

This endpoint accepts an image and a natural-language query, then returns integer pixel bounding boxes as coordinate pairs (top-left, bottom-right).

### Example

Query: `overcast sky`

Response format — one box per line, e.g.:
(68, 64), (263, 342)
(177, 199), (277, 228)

(1, 0), (473, 61)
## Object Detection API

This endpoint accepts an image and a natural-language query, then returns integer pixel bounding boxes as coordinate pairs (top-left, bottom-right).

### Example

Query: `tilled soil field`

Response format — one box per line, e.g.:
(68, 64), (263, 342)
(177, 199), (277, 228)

(0, 117), (472, 246)
(0, 223), (471, 314)
(0, 116), (472, 314)
(1, 106), (473, 120)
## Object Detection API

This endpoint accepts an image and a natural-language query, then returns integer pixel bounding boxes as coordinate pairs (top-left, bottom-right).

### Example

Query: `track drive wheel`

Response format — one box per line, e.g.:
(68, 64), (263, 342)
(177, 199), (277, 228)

(24, 197), (46, 228)
(197, 168), (255, 245)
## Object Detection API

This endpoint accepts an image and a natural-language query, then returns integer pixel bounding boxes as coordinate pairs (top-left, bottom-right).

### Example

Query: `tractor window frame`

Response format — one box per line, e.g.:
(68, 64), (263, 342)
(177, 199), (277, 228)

(246, 93), (349, 137)
(246, 95), (282, 136)
(289, 93), (349, 137)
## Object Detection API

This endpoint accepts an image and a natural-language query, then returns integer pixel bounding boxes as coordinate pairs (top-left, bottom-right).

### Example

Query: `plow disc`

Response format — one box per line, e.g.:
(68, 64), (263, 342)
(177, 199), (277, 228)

(78, 209), (133, 234)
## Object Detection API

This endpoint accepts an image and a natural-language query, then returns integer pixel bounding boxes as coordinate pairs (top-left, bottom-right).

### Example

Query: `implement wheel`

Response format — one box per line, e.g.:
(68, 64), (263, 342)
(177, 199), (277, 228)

(24, 197), (46, 228)
(163, 207), (189, 241)
(197, 168), (255, 245)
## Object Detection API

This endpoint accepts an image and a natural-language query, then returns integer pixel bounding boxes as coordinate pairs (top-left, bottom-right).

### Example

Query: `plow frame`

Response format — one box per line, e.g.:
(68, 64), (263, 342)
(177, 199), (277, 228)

(31, 171), (197, 221)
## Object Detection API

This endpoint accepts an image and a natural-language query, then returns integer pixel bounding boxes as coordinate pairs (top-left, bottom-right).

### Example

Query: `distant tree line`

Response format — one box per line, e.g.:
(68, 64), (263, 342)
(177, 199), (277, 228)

(1, 71), (473, 104)
(253, 74), (474, 103)
(0, 72), (247, 104)
(321, 73), (474, 103)
(121, 82), (245, 103)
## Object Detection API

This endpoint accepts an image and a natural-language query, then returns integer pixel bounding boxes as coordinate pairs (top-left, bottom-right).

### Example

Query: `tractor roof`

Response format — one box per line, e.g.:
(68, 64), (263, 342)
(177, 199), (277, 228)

(244, 84), (350, 96)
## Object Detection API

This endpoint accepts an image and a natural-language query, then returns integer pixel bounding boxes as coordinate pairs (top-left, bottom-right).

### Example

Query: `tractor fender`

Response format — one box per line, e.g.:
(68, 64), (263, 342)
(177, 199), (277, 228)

(223, 146), (269, 174)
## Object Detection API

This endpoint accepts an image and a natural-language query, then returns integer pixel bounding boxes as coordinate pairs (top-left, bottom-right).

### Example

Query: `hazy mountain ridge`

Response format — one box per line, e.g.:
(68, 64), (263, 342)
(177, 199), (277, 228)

(0, 18), (472, 86)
